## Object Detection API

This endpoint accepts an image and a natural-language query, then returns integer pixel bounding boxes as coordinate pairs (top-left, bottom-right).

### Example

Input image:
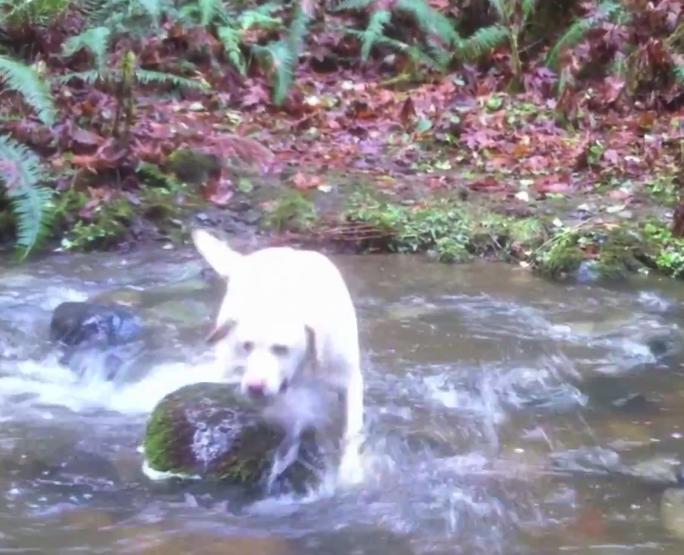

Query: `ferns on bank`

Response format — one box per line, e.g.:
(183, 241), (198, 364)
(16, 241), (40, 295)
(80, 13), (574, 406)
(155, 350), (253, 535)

(546, 0), (623, 68)
(62, 26), (111, 72)
(0, 136), (53, 259)
(337, 0), (462, 71)
(0, 55), (56, 126)
(360, 9), (391, 61)
(81, 0), (172, 29)
(459, 24), (508, 60)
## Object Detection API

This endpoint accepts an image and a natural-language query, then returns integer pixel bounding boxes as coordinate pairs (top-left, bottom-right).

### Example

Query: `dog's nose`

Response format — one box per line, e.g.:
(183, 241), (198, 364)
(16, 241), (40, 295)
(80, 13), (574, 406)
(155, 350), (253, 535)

(246, 383), (266, 397)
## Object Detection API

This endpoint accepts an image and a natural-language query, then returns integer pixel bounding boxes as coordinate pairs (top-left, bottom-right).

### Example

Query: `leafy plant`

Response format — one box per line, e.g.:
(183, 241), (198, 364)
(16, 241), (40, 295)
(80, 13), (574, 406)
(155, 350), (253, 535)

(0, 135), (54, 258)
(346, 192), (471, 261)
(60, 47), (207, 140)
(0, 55), (56, 126)
(546, 0), (623, 69)
(486, 0), (539, 90)
(252, 0), (315, 105)
(0, 0), (71, 29)
(181, 1), (282, 76)
(81, 0), (172, 32)
(263, 189), (317, 231)
(337, 0), (462, 71)
(0, 55), (56, 258)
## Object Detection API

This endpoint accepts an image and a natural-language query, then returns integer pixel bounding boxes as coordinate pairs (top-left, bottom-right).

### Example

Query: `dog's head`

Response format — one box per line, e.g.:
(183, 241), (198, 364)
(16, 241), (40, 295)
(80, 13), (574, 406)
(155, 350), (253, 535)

(207, 315), (316, 398)
(192, 229), (317, 398)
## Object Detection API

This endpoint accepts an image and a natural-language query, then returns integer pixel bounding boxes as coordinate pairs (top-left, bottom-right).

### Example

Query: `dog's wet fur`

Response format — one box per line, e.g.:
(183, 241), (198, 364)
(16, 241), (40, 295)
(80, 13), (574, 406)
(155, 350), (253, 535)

(191, 230), (365, 485)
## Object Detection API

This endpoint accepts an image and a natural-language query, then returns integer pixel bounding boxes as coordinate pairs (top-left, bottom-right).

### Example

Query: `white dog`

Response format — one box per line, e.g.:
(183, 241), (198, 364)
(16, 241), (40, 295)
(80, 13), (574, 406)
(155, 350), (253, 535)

(191, 229), (364, 485)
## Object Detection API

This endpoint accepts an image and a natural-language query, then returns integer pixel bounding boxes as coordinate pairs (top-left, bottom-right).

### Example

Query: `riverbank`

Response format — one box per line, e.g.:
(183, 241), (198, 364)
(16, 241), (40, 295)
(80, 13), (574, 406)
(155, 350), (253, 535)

(2, 79), (682, 282)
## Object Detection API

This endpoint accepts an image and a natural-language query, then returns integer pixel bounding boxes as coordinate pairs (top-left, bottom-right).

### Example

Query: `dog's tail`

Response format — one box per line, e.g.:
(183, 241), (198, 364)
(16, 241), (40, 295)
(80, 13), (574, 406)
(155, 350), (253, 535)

(191, 229), (244, 279)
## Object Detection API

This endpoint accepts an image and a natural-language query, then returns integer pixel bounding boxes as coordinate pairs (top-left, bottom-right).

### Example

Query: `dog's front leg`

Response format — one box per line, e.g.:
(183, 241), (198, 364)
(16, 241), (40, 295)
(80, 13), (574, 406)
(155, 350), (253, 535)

(266, 433), (301, 493)
(338, 367), (364, 485)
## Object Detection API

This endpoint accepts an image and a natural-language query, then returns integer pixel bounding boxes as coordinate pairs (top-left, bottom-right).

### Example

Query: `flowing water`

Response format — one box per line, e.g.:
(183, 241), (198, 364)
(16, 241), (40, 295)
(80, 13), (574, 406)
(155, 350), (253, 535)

(3, 245), (684, 554)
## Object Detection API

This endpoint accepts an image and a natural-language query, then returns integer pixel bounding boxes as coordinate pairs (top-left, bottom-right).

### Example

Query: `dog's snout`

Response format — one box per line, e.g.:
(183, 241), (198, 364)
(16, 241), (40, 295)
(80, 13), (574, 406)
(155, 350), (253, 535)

(246, 382), (266, 397)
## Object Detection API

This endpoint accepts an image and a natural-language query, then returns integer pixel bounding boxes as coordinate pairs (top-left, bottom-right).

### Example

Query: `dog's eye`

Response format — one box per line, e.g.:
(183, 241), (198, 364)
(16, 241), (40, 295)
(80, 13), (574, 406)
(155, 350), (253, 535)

(242, 341), (254, 353)
(271, 344), (289, 356)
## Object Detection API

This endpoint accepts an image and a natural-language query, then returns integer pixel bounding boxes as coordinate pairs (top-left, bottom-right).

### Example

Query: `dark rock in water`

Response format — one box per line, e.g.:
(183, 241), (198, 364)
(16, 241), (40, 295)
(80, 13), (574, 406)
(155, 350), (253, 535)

(50, 302), (144, 347)
(144, 383), (342, 493)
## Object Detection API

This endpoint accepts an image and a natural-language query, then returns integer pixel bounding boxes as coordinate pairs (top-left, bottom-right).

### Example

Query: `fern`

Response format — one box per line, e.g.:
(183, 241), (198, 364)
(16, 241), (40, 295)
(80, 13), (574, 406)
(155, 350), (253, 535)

(350, 32), (446, 71)
(334, 0), (374, 10)
(253, 0), (315, 105)
(360, 9), (391, 61)
(675, 65), (684, 85)
(135, 69), (208, 90)
(253, 40), (296, 105)
(0, 134), (53, 258)
(197, 0), (227, 25)
(395, 0), (460, 48)
(62, 26), (111, 72)
(58, 70), (101, 85)
(82, 0), (173, 30)
(546, 0), (623, 68)
(0, 56), (56, 126)
(459, 24), (508, 60)
(138, 0), (163, 25)
(218, 26), (246, 75)
(239, 6), (282, 31)
(522, 0), (537, 20)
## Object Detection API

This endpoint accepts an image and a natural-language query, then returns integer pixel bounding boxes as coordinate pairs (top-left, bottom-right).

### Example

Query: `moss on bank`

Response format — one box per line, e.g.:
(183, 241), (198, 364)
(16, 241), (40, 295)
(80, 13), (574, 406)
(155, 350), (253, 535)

(260, 186), (684, 282)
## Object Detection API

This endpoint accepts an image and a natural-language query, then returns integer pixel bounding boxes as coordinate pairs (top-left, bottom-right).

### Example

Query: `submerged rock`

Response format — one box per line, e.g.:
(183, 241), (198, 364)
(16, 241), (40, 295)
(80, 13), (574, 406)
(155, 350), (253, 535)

(143, 383), (342, 493)
(50, 302), (144, 347)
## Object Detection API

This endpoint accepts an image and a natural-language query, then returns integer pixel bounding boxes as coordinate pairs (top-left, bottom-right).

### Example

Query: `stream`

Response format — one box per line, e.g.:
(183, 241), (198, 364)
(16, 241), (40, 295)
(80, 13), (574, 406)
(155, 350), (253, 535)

(2, 246), (684, 554)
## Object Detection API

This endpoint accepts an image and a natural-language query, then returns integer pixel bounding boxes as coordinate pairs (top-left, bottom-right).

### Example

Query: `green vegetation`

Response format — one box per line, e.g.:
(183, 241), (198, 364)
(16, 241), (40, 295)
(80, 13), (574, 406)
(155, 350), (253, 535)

(0, 0), (681, 276)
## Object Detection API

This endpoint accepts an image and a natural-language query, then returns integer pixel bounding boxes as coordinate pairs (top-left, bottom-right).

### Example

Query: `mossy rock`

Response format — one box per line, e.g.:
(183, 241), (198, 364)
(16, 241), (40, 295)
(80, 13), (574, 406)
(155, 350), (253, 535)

(143, 383), (332, 492)
(167, 148), (221, 185)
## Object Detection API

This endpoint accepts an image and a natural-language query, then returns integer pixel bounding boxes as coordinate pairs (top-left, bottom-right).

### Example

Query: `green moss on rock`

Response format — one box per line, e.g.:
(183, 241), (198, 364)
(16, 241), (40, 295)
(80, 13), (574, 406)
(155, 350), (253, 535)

(143, 383), (329, 491)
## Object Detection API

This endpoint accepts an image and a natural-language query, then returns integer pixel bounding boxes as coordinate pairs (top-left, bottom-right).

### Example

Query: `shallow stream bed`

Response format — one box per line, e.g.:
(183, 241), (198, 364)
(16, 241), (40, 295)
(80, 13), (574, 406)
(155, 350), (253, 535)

(2, 247), (684, 554)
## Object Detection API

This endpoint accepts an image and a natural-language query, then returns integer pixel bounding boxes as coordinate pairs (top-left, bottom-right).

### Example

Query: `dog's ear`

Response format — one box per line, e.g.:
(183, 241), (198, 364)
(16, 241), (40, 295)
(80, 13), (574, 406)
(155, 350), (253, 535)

(207, 318), (236, 345)
(191, 229), (243, 280)
(305, 324), (320, 370)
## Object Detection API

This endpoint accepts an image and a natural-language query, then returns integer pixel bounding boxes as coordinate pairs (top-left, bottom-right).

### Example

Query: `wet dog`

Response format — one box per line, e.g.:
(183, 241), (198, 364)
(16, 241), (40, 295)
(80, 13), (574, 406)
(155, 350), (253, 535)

(191, 229), (364, 485)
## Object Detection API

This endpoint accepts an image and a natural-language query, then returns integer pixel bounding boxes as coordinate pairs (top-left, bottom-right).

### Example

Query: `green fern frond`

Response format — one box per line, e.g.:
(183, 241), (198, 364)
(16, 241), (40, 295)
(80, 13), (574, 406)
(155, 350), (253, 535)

(82, 0), (126, 25)
(288, 1), (313, 51)
(546, 0), (622, 68)
(217, 25), (246, 75)
(333, 0), (374, 10)
(459, 24), (508, 60)
(0, 134), (53, 258)
(354, 33), (445, 71)
(360, 9), (391, 61)
(395, 0), (461, 48)
(62, 26), (111, 73)
(135, 69), (208, 90)
(198, 0), (227, 25)
(674, 65), (684, 85)
(0, 56), (56, 126)
(138, 0), (163, 25)
(58, 70), (102, 85)
(253, 40), (296, 105)
(240, 7), (282, 31)
(522, 0), (538, 21)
